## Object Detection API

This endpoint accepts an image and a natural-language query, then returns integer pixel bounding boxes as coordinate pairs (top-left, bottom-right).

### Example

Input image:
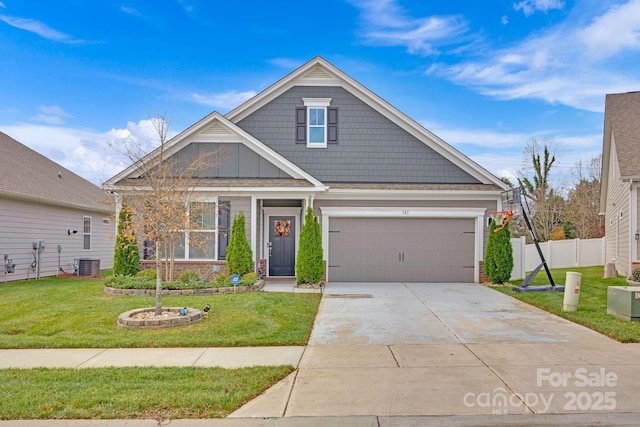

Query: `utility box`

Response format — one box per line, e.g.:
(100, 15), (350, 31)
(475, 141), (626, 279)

(78, 258), (100, 277)
(607, 286), (640, 321)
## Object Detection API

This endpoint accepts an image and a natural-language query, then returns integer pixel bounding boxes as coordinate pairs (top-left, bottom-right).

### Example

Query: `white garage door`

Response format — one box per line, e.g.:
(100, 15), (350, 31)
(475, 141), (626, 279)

(328, 217), (475, 282)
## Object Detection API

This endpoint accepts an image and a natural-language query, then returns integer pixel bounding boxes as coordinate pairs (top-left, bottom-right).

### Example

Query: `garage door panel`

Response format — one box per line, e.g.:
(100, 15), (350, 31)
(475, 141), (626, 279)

(329, 217), (475, 283)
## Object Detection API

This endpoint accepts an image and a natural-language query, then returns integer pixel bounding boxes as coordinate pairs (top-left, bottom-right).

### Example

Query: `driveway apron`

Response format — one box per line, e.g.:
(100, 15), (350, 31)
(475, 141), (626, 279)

(231, 282), (640, 419)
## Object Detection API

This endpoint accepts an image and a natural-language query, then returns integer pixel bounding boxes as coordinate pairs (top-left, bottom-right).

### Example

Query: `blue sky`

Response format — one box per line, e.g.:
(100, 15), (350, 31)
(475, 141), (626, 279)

(1, 0), (639, 187)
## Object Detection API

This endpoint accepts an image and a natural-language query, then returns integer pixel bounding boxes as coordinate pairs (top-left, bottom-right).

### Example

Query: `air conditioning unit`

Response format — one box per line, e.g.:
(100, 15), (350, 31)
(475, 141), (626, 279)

(607, 286), (640, 321)
(77, 258), (100, 277)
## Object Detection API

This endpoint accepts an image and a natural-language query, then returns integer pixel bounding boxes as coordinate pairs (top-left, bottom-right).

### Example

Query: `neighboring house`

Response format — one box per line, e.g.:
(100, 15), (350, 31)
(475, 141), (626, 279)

(600, 91), (640, 278)
(0, 132), (115, 281)
(104, 57), (507, 283)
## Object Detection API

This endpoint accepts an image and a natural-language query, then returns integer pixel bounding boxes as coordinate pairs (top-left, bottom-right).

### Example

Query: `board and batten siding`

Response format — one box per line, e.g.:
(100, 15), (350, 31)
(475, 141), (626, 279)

(0, 197), (114, 281)
(605, 136), (631, 276)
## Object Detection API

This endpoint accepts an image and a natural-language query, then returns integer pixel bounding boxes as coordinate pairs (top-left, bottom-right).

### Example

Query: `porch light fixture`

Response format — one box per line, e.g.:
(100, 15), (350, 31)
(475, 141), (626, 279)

(67, 229), (78, 235)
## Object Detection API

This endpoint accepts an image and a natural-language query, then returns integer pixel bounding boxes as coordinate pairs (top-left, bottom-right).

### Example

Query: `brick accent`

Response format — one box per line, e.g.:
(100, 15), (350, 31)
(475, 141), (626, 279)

(478, 260), (490, 284)
(140, 260), (227, 282)
(258, 259), (267, 279)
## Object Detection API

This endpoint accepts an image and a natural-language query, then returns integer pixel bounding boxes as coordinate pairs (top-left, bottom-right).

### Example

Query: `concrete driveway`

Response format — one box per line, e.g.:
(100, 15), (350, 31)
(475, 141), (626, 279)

(232, 282), (640, 421)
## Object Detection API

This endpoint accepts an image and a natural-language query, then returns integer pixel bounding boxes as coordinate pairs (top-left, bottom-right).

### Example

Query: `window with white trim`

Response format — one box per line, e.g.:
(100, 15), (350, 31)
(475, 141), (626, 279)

(296, 98), (335, 148)
(83, 216), (92, 250)
(171, 201), (217, 260)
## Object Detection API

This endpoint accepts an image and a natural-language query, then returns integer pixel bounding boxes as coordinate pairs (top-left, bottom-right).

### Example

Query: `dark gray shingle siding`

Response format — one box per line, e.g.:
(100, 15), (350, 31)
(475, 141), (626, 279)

(236, 86), (479, 184)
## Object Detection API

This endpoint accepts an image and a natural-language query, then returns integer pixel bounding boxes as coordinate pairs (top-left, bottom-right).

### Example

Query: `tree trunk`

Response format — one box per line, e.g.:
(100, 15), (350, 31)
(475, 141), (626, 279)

(155, 241), (163, 315)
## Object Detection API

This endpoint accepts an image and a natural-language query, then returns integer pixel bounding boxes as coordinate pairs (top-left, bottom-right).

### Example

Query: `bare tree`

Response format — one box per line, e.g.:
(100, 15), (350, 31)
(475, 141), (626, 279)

(117, 112), (225, 314)
(517, 138), (564, 242)
(565, 155), (604, 238)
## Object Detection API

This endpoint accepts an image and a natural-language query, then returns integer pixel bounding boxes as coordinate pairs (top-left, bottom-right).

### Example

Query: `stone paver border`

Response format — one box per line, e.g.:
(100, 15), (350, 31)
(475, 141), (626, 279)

(105, 280), (264, 296)
(117, 307), (202, 329)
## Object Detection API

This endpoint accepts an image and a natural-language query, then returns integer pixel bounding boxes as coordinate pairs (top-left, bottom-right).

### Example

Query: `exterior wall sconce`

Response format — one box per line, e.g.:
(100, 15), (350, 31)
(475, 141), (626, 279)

(635, 232), (639, 241)
(68, 229), (78, 235)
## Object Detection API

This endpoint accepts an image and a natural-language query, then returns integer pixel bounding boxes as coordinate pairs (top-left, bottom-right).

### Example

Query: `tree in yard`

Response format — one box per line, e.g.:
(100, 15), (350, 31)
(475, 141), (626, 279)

(484, 219), (514, 284)
(295, 206), (324, 284)
(517, 138), (564, 242)
(225, 211), (253, 276)
(113, 203), (140, 276)
(565, 155), (604, 239)
(113, 112), (225, 315)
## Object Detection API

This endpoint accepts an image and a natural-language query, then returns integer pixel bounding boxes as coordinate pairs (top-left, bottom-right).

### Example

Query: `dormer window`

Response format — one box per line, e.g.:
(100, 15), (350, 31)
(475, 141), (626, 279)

(296, 98), (337, 148)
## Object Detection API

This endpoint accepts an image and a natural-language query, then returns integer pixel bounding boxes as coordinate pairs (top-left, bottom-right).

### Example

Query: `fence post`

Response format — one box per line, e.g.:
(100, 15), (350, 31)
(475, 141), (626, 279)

(575, 238), (580, 267)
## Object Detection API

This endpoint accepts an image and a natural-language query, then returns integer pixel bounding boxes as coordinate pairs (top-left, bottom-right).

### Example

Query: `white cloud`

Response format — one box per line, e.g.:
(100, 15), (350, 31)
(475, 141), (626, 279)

(513, 0), (565, 16)
(120, 6), (142, 17)
(191, 90), (257, 110)
(269, 57), (304, 69)
(577, 0), (640, 60)
(0, 119), (169, 185)
(0, 15), (83, 43)
(0, 2), (6, 8)
(501, 15), (509, 25)
(31, 105), (72, 125)
(349, 0), (469, 55)
(428, 1), (640, 112)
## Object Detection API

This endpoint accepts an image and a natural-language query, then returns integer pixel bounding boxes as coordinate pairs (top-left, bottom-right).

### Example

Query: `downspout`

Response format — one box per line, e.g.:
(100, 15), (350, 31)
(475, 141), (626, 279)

(630, 179), (636, 276)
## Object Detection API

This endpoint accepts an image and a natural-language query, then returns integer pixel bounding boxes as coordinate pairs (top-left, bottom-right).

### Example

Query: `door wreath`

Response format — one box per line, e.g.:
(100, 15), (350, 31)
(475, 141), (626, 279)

(274, 219), (291, 237)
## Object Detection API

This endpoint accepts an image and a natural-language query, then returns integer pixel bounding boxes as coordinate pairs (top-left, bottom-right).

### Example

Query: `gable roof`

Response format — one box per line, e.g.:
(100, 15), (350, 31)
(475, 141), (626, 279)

(226, 56), (507, 188)
(103, 112), (326, 190)
(0, 132), (112, 212)
(600, 92), (640, 212)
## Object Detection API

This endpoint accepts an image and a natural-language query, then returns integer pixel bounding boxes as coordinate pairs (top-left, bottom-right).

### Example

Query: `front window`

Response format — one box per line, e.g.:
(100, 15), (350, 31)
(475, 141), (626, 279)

(169, 201), (217, 260)
(308, 107), (326, 145)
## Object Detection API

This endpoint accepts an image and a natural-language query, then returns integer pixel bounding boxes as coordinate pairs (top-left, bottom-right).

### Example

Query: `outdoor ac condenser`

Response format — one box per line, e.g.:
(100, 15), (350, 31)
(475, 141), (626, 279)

(607, 286), (640, 321)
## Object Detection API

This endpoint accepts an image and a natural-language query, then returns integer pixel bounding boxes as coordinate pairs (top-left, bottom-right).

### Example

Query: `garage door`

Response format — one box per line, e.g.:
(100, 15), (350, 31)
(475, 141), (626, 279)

(328, 217), (475, 282)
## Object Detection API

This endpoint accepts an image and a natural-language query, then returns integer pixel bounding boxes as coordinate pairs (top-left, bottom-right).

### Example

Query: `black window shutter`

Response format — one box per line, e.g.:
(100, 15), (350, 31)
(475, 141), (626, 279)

(296, 107), (306, 143)
(217, 201), (231, 260)
(328, 107), (338, 144)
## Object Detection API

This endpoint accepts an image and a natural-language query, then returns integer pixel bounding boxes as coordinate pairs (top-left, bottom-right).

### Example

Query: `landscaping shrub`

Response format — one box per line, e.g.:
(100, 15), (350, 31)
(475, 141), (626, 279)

(225, 212), (253, 276)
(295, 206), (324, 284)
(113, 204), (140, 276)
(215, 273), (230, 286)
(242, 272), (257, 281)
(632, 268), (640, 282)
(484, 220), (514, 284)
(136, 269), (157, 279)
(179, 270), (200, 283)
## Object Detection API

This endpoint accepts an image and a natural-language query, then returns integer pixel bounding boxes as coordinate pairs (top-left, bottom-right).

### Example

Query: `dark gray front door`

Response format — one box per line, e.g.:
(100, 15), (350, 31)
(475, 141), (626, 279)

(269, 216), (296, 276)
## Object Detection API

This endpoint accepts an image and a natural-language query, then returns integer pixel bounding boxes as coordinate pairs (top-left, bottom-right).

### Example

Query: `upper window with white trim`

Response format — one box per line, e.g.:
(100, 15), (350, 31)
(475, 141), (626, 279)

(296, 98), (338, 148)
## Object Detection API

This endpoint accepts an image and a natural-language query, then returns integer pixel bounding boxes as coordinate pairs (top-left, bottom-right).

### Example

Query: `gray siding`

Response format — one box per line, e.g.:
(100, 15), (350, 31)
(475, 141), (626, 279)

(174, 142), (293, 179)
(605, 136), (631, 275)
(237, 86), (480, 184)
(228, 197), (252, 244)
(0, 197), (114, 281)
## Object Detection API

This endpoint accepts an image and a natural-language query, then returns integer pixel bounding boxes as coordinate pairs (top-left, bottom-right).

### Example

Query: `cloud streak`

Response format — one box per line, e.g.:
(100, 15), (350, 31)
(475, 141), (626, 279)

(191, 90), (257, 110)
(0, 14), (84, 43)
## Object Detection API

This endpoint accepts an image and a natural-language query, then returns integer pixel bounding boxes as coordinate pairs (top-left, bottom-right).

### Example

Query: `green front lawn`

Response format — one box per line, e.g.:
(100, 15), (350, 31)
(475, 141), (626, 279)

(494, 266), (640, 342)
(0, 275), (321, 348)
(0, 365), (293, 419)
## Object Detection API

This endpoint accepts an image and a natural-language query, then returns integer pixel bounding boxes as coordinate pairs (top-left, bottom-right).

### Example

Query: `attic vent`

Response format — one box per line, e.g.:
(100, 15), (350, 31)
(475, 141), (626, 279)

(201, 122), (233, 137)
(303, 66), (333, 80)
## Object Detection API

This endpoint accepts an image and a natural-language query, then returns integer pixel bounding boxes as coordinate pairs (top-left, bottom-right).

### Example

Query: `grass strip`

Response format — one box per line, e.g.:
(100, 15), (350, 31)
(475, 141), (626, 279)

(0, 365), (293, 420)
(493, 266), (640, 342)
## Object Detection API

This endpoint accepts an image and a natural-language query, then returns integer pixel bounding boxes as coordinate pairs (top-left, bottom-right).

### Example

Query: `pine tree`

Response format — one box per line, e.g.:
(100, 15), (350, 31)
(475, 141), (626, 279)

(295, 206), (324, 284)
(484, 219), (514, 284)
(113, 204), (140, 276)
(225, 211), (253, 276)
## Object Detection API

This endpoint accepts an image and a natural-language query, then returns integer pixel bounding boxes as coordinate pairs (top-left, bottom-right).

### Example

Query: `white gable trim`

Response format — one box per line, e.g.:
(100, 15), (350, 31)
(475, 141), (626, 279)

(104, 112), (326, 189)
(226, 57), (508, 189)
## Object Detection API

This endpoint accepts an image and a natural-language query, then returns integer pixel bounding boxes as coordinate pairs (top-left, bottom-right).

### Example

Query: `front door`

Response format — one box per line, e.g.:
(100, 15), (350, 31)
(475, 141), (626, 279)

(269, 216), (296, 276)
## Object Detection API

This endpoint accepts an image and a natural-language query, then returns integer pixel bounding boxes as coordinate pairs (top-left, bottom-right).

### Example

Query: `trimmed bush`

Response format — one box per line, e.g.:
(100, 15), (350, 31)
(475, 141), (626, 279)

(179, 270), (200, 284)
(242, 272), (257, 281)
(632, 268), (640, 282)
(136, 269), (157, 279)
(484, 220), (514, 284)
(225, 212), (253, 276)
(295, 206), (324, 284)
(113, 205), (140, 276)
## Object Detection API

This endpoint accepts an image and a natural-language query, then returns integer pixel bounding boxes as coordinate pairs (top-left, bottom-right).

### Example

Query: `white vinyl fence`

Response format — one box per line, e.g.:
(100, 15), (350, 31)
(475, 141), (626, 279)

(510, 237), (605, 280)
